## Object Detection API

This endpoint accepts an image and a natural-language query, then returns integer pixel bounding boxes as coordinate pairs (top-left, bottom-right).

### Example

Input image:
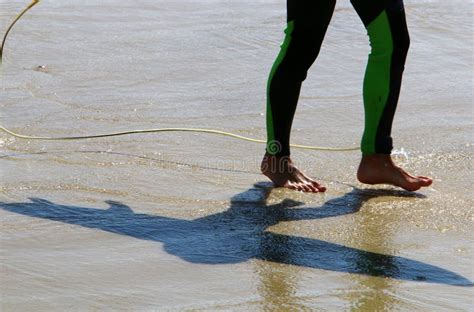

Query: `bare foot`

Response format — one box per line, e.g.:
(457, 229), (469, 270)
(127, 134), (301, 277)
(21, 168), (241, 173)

(357, 154), (432, 192)
(261, 153), (326, 193)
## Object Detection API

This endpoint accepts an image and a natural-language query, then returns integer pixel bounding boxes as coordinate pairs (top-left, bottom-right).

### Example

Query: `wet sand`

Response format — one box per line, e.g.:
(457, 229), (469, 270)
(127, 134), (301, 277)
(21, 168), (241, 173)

(1, 0), (473, 310)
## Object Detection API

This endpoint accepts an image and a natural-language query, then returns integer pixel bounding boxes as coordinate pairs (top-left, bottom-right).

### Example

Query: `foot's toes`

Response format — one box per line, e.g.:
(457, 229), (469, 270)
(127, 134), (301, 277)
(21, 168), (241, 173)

(305, 182), (319, 193)
(299, 183), (312, 193)
(305, 183), (320, 193)
(316, 184), (327, 192)
(400, 177), (432, 192)
(287, 182), (319, 193)
(310, 181), (326, 192)
(286, 182), (303, 192)
(417, 176), (433, 186)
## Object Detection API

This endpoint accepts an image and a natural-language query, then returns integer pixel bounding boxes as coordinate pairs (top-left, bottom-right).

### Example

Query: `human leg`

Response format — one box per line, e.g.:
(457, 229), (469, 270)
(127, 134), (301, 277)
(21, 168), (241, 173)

(351, 0), (432, 191)
(262, 0), (336, 192)
(266, 0), (336, 157)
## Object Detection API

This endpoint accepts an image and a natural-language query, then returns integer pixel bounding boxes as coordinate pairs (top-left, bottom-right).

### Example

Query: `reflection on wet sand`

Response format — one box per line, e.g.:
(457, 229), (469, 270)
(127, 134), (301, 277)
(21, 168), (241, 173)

(251, 187), (462, 311)
(1, 183), (471, 291)
(347, 198), (400, 311)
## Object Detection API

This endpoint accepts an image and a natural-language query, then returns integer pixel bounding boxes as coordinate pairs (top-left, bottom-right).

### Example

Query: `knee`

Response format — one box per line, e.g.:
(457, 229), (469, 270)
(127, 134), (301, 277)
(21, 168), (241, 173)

(393, 31), (410, 59)
(281, 28), (325, 81)
(369, 28), (410, 64)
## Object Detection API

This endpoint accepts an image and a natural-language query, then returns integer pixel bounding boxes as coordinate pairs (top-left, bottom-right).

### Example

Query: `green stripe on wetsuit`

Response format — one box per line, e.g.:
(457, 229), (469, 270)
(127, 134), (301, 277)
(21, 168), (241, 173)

(361, 11), (393, 155)
(266, 21), (294, 155)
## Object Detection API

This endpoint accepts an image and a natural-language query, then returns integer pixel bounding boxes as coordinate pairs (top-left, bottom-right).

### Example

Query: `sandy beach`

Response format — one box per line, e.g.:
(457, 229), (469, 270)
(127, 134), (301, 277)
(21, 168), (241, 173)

(1, 0), (473, 310)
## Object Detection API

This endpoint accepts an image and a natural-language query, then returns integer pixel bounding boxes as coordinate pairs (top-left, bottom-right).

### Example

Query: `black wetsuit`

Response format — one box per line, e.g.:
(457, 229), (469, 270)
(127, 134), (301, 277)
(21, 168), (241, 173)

(266, 0), (410, 156)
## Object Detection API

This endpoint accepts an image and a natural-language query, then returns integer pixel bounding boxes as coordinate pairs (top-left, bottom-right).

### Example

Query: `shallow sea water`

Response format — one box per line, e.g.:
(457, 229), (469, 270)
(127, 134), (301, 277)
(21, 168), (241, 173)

(1, 0), (473, 310)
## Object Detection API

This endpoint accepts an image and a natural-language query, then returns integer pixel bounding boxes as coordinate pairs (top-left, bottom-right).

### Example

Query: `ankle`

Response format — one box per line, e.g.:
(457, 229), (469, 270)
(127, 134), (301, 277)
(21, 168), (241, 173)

(261, 152), (292, 174)
(360, 153), (394, 167)
(361, 153), (391, 160)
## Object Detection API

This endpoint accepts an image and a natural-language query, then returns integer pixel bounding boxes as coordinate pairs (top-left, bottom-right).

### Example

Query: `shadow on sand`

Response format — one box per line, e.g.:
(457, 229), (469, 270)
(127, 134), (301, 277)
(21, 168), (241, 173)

(1, 183), (472, 286)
